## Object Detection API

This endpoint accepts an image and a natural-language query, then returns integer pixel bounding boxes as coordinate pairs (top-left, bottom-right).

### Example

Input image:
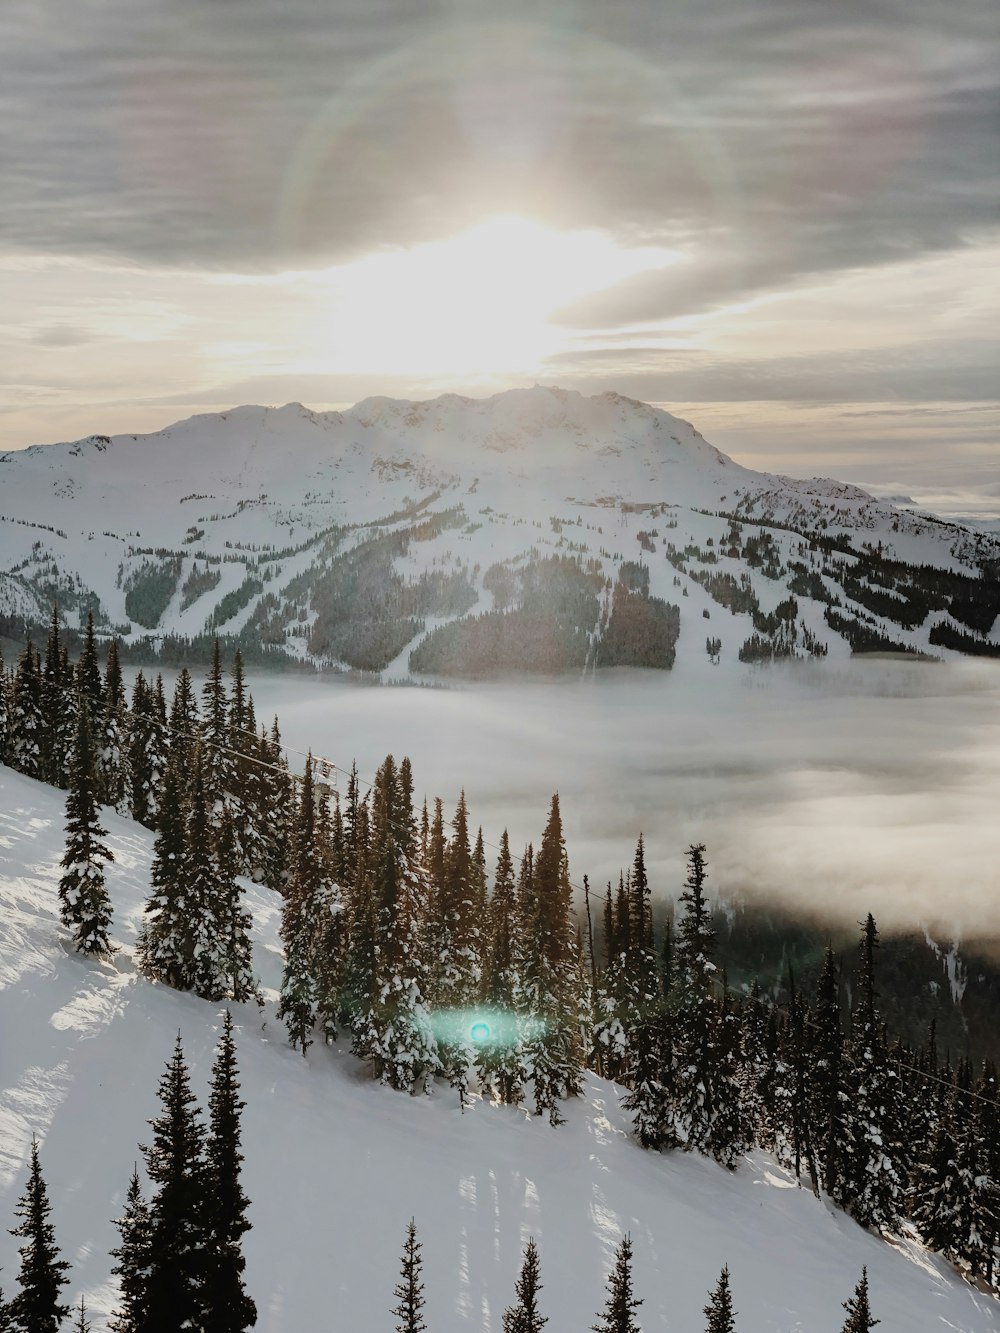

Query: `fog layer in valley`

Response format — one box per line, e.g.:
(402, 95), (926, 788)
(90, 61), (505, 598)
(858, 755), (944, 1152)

(239, 657), (1000, 944)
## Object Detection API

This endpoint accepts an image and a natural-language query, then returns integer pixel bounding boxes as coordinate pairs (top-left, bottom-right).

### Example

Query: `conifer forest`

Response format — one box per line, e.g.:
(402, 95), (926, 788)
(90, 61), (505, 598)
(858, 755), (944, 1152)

(0, 609), (997, 1330)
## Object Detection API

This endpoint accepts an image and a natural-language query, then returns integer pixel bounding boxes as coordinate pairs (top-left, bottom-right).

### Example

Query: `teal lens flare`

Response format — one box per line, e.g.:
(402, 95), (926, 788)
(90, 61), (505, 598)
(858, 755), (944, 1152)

(469, 1021), (491, 1044)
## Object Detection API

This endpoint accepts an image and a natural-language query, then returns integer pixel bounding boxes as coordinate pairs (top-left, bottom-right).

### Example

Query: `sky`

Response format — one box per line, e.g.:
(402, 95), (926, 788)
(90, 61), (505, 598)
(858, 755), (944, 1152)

(1, 0), (997, 513)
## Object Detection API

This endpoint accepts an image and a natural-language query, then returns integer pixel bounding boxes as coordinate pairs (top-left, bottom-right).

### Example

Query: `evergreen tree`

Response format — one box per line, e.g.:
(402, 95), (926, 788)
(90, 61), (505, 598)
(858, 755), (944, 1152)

(167, 668), (199, 777)
(203, 1012), (257, 1333)
(476, 830), (527, 1106)
(184, 751), (228, 1000)
(502, 1238), (547, 1333)
(704, 980), (751, 1169)
(212, 811), (259, 1004)
(109, 1168), (151, 1333)
(141, 1036), (208, 1333)
(703, 1266), (735, 1333)
(840, 1268), (879, 1333)
(809, 946), (848, 1205)
(672, 844), (719, 1152)
(99, 638), (128, 811)
(278, 758), (324, 1053)
(9, 641), (43, 780)
(846, 916), (904, 1234)
(75, 611), (103, 713)
(70, 1299), (89, 1333)
(200, 639), (229, 806)
(592, 1236), (643, 1333)
(391, 1220), (426, 1333)
(127, 673), (158, 829)
(8, 1140), (71, 1333)
(523, 795), (583, 1123)
(138, 751), (193, 990)
(41, 605), (72, 789)
(58, 706), (114, 956)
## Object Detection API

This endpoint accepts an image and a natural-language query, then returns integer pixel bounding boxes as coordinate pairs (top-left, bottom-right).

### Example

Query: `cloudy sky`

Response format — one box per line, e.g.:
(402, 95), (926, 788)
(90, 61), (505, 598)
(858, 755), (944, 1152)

(1, 0), (997, 511)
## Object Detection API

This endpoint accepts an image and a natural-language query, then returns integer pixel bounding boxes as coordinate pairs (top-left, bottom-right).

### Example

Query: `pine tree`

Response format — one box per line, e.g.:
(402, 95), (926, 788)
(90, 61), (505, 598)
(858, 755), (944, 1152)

(840, 1268), (879, 1333)
(99, 638), (128, 811)
(41, 605), (72, 789)
(141, 1036), (208, 1333)
(9, 640), (43, 779)
(109, 1168), (151, 1333)
(185, 751), (228, 1001)
(846, 916), (903, 1234)
(592, 1236), (643, 1333)
(809, 946), (848, 1204)
(502, 1238), (547, 1333)
(212, 811), (259, 1004)
(391, 1220), (426, 1333)
(278, 758), (323, 1053)
(200, 639), (229, 807)
(8, 1140), (71, 1333)
(58, 706), (114, 956)
(71, 1299), (90, 1333)
(476, 829), (527, 1106)
(138, 748), (192, 989)
(672, 844), (719, 1153)
(75, 610), (103, 713)
(127, 673), (159, 829)
(203, 1012), (257, 1333)
(523, 795), (583, 1123)
(703, 1266), (736, 1333)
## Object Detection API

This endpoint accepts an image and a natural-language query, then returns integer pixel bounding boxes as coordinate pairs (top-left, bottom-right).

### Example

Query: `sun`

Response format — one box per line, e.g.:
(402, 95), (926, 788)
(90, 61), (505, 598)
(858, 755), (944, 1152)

(309, 215), (679, 377)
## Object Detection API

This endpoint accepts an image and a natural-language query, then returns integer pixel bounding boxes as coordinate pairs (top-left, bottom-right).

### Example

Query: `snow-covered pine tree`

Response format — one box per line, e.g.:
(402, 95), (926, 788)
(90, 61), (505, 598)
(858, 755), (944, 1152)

(671, 843), (720, 1153)
(99, 637), (128, 811)
(58, 704), (115, 956)
(9, 640), (43, 780)
(911, 1094), (965, 1258)
(167, 667), (199, 779)
(845, 916), (904, 1234)
(476, 829), (527, 1106)
(703, 1266), (736, 1333)
(808, 946), (849, 1206)
(199, 639), (229, 809)
(391, 1220), (426, 1333)
(140, 1036), (209, 1333)
(41, 604), (73, 789)
(426, 790), (483, 1099)
(502, 1238), (547, 1333)
(8, 1140), (71, 1333)
(203, 1012), (257, 1333)
(277, 756), (331, 1053)
(109, 1168), (151, 1333)
(593, 877), (631, 1084)
(523, 794), (583, 1124)
(211, 810), (259, 1005)
(127, 673), (159, 829)
(592, 1235), (643, 1333)
(840, 1268), (879, 1333)
(138, 750), (194, 990)
(184, 750), (230, 1000)
(704, 978), (751, 1169)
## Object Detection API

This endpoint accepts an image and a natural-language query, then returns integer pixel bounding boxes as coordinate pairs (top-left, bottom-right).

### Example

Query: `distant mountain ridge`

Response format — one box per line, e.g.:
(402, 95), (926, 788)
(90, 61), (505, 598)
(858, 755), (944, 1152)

(1, 386), (998, 673)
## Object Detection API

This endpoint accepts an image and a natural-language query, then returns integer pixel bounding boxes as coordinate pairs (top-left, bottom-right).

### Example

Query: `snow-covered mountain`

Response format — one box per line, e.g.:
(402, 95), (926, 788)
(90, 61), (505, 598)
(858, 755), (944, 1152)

(1, 387), (997, 674)
(1, 762), (996, 1333)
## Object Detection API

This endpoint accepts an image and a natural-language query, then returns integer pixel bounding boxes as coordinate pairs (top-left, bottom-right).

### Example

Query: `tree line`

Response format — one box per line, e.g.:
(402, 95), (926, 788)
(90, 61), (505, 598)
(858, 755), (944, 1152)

(1, 610), (998, 1291)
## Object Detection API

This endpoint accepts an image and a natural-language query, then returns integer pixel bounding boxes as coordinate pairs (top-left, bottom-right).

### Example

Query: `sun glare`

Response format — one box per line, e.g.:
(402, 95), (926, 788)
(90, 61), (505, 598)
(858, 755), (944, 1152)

(309, 215), (679, 376)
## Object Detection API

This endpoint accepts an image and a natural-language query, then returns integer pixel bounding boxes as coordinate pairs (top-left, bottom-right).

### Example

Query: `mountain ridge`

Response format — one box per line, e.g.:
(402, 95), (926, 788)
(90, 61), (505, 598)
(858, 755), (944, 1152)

(1, 386), (997, 673)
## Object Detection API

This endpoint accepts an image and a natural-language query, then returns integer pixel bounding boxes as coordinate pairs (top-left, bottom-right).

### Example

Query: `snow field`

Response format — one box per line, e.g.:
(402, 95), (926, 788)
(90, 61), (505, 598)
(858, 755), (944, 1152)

(0, 766), (996, 1331)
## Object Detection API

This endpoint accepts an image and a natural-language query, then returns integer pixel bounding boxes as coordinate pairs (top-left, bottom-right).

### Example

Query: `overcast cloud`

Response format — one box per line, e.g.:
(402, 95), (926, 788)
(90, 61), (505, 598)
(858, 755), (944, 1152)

(0, 0), (997, 490)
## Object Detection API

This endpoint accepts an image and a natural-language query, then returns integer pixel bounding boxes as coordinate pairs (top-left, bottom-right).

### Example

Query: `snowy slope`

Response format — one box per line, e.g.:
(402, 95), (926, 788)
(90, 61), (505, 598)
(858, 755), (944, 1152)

(0, 764), (996, 1333)
(0, 387), (997, 668)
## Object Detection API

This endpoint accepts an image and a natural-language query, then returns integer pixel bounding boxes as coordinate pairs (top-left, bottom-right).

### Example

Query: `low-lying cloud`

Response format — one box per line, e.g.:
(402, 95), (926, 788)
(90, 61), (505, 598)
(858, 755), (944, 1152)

(236, 658), (1000, 947)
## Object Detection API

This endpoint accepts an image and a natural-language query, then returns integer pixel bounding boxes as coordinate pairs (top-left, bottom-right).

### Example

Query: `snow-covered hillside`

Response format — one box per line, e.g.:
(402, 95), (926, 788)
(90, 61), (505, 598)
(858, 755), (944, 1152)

(1, 387), (998, 672)
(0, 764), (996, 1332)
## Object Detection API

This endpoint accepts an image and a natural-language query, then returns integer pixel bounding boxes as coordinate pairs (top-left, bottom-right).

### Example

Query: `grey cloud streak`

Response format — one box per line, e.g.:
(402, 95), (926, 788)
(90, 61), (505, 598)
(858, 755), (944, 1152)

(2, 0), (996, 306)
